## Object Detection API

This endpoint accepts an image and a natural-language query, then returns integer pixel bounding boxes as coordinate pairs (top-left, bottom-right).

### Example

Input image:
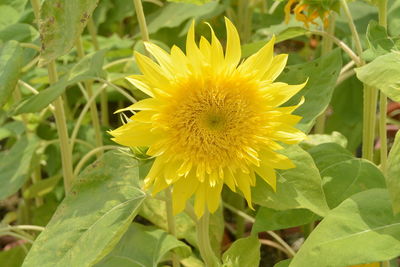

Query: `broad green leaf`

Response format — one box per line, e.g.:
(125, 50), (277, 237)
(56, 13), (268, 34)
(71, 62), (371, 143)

(356, 52), (400, 102)
(242, 27), (308, 58)
(300, 131), (347, 151)
(387, 130), (400, 214)
(95, 223), (191, 267)
(139, 196), (197, 247)
(0, 245), (27, 267)
(252, 208), (319, 233)
(0, 135), (39, 200)
(0, 0), (28, 13)
(0, 5), (19, 29)
(14, 50), (106, 114)
(167, 0), (212, 4)
(291, 189), (400, 266)
(252, 145), (330, 217)
(326, 76), (363, 153)
(362, 20), (397, 61)
(274, 259), (291, 267)
(181, 256), (204, 267)
(0, 41), (23, 108)
(0, 23), (39, 43)
(222, 236), (260, 267)
(22, 151), (146, 267)
(147, 2), (221, 34)
(280, 49), (342, 132)
(39, 0), (99, 65)
(309, 143), (386, 209)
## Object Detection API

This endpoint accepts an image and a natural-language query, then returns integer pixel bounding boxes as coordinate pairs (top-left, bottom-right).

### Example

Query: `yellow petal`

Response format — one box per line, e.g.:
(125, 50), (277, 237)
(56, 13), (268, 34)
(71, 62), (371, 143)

(259, 148), (295, 170)
(235, 171), (254, 209)
(239, 36), (275, 79)
(144, 156), (165, 188)
(268, 125), (307, 144)
(262, 54), (288, 82)
(126, 75), (154, 97)
(199, 36), (211, 62)
(152, 177), (169, 195)
(134, 52), (171, 89)
(194, 182), (207, 218)
(109, 121), (161, 147)
(131, 110), (157, 122)
(253, 164), (277, 191)
(205, 22), (224, 70)
(224, 17), (241, 69)
(262, 81), (307, 107)
(170, 45), (189, 69)
(223, 167), (236, 192)
(172, 172), (199, 214)
(206, 182), (223, 213)
(114, 98), (160, 113)
(144, 42), (174, 76)
(186, 20), (203, 71)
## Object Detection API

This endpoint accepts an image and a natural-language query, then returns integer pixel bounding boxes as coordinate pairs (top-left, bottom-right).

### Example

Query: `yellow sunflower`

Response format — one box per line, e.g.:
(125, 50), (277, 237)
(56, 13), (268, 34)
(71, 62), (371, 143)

(109, 18), (307, 218)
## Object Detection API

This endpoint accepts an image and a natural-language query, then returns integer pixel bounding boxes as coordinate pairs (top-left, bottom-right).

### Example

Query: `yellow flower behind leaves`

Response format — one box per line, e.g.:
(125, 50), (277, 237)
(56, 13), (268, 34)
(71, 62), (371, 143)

(284, 0), (339, 28)
(109, 18), (307, 218)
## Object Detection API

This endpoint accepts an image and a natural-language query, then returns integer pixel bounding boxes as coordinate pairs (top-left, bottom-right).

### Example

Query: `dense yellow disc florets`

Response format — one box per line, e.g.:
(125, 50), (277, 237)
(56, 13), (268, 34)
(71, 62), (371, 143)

(109, 18), (307, 217)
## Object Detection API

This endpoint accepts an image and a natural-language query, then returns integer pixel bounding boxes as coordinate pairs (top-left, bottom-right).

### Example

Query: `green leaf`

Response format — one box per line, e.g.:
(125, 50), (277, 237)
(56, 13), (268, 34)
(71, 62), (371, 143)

(39, 0), (99, 65)
(95, 223), (191, 267)
(14, 50), (106, 114)
(139, 197), (197, 246)
(167, 0), (212, 4)
(0, 5), (19, 30)
(291, 189), (400, 266)
(387, 130), (400, 214)
(0, 0), (28, 13)
(0, 135), (39, 200)
(222, 236), (260, 267)
(309, 143), (386, 209)
(147, 2), (221, 34)
(0, 41), (23, 108)
(0, 245), (27, 267)
(300, 131), (347, 151)
(280, 49), (343, 132)
(252, 145), (330, 217)
(252, 208), (319, 233)
(22, 151), (146, 267)
(273, 259), (291, 267)
(0, 23), (39, 43)
(362, 20), (397, 61)
(356, 52), (400, 102)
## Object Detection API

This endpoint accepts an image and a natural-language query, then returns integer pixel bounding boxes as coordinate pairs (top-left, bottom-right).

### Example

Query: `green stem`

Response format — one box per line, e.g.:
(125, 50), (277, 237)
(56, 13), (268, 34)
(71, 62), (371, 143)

(315, 13), (336, 134)
(76, 36), (103, 157)
(30, 0), (74, 193)
(340, 0), (377, 161)
(49, 62), (75, 193)
(378, 0), (388, 174)
(196, 210), (221, 267)
(165, 188), (180, 267)
(233, 195), (245, 239)
(132, 0), (150, 55)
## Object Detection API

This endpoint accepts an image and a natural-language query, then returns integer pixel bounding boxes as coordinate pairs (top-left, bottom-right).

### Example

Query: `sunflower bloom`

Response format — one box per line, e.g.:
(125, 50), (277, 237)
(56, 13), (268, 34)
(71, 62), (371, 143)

(284, 0), (337, 28)
(109, 18), (306, 218)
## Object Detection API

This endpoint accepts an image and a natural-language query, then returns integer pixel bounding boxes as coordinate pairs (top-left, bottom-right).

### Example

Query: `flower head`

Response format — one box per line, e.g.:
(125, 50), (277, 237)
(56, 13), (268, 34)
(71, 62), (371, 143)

(284, 0), (339, 28)
(109, 18), (306, 218)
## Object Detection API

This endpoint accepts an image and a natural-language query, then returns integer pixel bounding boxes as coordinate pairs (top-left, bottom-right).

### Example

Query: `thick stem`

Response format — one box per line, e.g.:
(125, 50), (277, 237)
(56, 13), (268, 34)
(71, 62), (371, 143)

(133, 0), (150, 56)
(49, 62), (74, 193)
(315, 13), (336, 134)
(197, 210), (221, 267)
(165, 188), (180, 267)
(30, 0), (74, 193)
(378, 0), (388, 175)
(340, 0), (377, 161)
(76, 36), (103, 157)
